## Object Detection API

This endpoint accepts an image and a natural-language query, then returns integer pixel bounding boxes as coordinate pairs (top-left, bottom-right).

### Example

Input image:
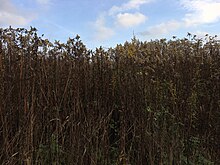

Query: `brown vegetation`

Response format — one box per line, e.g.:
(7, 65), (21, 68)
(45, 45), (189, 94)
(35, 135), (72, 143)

(0, 27), (219, 164)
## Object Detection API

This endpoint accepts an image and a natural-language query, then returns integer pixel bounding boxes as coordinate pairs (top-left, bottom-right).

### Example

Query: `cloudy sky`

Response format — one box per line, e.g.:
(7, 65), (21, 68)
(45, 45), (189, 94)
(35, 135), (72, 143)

(1, 0), (220, 49)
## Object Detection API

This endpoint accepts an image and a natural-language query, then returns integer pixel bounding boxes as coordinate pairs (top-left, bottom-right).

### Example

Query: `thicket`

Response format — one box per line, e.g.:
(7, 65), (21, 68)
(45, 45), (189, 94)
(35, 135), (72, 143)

(0, 27), (219, 165)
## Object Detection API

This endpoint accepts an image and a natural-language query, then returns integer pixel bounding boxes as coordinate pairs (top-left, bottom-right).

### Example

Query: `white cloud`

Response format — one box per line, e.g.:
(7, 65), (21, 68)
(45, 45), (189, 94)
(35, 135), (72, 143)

(180, 0), (220, 26)
(0, 12), (31, 26)
(92, 0), (153, 40)
(109, 0), (154, 15)
(93, 15), (115, 41)
(140, 20), (181, 36)
(140, 0), (220, 37)
(0, 0), (34, 26)
(116, 12), (147, 28)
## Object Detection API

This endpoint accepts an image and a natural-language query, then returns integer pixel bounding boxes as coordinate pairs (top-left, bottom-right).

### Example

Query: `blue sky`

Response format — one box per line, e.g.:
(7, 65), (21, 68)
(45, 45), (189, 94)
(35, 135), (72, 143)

(1, 0), (220, 49)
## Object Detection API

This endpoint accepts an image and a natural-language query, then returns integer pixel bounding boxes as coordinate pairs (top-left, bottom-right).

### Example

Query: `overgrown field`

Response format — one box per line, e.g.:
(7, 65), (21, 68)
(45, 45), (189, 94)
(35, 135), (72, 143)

(0, 27), (220, 164)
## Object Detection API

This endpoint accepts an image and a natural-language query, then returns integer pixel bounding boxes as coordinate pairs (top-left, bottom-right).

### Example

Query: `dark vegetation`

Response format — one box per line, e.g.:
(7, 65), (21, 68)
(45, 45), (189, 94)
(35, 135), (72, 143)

(0, 27), (220, 165)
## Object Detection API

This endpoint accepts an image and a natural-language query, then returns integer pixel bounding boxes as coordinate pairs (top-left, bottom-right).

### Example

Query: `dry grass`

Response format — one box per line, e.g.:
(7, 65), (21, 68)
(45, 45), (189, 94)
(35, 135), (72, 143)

(0, 27), (219, 164)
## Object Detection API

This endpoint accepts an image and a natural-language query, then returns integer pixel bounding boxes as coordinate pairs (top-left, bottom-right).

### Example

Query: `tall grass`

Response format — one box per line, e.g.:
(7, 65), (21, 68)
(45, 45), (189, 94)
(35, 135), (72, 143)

(0, 27), (219, 164)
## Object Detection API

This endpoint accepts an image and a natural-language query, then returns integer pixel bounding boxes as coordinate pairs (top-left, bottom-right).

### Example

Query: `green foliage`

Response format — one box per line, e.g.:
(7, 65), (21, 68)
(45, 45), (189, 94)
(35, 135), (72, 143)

(36, 134), (65, 164)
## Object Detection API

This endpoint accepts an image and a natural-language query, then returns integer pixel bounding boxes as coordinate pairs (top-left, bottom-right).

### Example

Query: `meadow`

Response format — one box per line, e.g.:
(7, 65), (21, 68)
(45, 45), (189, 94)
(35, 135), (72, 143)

(0, 27), (219, 164)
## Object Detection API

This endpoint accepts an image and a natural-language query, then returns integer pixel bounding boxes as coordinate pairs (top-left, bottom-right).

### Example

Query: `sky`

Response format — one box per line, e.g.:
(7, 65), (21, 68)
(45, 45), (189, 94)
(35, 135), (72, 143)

(1, 0), (220, 49)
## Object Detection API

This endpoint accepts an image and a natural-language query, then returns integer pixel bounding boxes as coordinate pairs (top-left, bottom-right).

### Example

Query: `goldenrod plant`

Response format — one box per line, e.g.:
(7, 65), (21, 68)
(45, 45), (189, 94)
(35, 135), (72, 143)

(0, 27), (219, 164)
